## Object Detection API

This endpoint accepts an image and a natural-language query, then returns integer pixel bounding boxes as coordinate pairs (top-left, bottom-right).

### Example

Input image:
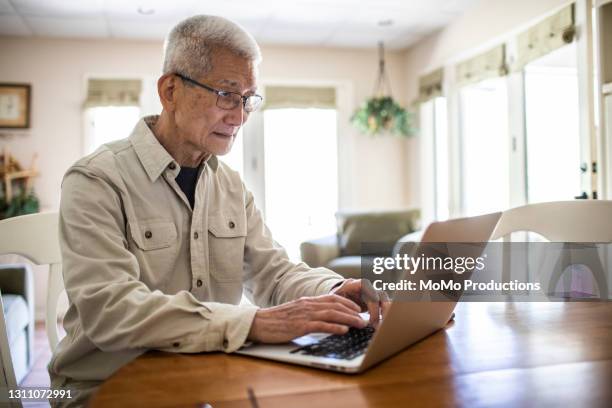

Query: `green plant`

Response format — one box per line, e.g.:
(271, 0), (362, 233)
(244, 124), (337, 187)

(0, 191), (40, 219)
(351, 96), (414, 137)
(351, 42), (415, 137)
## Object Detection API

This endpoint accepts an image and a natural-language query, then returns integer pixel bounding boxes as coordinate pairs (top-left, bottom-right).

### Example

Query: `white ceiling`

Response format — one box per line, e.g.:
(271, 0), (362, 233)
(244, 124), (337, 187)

(0, 0), (478, 50)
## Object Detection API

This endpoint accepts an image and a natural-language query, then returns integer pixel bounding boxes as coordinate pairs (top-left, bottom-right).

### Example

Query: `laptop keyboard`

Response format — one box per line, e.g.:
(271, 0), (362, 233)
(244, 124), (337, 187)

(290, 326), (375, 360)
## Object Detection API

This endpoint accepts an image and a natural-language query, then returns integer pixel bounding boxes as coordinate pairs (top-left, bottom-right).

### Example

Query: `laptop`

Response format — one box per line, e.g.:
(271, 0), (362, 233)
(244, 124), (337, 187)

(236, 212), (502, 373)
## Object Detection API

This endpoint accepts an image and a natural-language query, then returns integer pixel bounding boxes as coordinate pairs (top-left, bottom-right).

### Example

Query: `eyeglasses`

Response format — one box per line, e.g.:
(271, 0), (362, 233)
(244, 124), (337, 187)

(175, 73), (263, 113)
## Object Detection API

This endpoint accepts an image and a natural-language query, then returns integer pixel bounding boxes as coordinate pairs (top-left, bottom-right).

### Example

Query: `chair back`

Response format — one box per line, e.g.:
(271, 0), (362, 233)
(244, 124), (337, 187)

(491, 201), (612, 299)
(491, 200), (612, 242)
(0, 212), (64, 352)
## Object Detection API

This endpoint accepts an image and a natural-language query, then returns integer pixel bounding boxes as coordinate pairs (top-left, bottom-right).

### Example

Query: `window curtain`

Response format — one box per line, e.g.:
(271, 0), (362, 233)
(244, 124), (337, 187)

(84, 79), (142, 108)
(418, 68), (444, 102)
(513, 4), (575, 71)
(263, 86), (336, 109)
(455, 45), (508, 87)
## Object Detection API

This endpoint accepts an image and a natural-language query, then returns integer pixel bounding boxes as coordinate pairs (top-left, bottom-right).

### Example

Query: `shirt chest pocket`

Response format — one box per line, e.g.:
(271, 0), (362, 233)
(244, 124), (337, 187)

(128, 220), (179, 289)
(208, 214), (246, 282)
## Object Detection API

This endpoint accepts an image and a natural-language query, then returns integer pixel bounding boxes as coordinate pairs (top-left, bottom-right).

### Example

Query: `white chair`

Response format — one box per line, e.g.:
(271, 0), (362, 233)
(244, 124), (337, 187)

(491, 201), (612, 299)
(0, 212), (64, 404)
(0, 289), (21, 407)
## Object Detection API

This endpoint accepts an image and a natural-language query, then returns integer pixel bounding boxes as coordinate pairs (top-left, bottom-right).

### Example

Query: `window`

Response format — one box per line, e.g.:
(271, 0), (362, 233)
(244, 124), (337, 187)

(459, 78), (510, 216)
(433, 98), (449, 220)
(430, 3), (595, 216)
(419, 97), (449, 222)
(262, 108), (338, 261)
(84, 106), (140, 154)
(83, 78), (142, 154)
(524, 44), (581, 203)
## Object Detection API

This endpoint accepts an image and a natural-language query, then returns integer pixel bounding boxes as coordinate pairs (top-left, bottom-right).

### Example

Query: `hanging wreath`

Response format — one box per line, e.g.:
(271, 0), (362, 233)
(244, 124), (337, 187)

(351, 42), (415, 137)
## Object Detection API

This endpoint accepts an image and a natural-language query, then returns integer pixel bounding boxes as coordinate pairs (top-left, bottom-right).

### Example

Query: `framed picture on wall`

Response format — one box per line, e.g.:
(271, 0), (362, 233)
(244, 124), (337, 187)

(0, 83), (31, 129)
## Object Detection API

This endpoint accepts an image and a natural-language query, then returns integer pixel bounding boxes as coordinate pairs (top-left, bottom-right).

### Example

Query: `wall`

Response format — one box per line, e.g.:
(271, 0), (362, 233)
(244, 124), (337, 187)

(0, 37), (410, 319)
(401, 0), (572, 208)
(0, 37), (410, 212)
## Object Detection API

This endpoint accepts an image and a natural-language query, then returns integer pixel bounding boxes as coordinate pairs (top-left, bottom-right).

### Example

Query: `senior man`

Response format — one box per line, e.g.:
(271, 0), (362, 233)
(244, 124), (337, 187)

(50, 15), (386, 406)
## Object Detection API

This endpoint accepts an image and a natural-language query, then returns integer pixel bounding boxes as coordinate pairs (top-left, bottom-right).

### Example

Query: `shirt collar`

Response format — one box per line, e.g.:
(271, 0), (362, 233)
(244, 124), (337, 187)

(129, 115), (218, 182)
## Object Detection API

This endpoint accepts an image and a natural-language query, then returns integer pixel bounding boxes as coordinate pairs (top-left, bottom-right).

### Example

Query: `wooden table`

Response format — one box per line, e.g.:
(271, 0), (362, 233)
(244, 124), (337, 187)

(90, 302), (612, 407)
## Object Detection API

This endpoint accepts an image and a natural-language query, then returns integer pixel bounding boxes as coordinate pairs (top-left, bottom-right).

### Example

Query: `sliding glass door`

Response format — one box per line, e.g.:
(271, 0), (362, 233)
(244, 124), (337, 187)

(459, 78), (510, 216)
(524, 43), (582, 203)
(419, 97), (449, 222)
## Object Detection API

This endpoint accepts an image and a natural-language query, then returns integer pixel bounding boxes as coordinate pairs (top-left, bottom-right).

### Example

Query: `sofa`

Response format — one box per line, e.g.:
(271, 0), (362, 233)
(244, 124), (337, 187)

(0, 264), (34, 384)
(300, 209), (420, 278)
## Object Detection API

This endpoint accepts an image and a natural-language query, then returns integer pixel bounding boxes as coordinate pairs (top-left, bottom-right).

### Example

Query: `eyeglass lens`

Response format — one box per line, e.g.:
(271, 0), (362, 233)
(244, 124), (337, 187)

(216, 93), (262, 113)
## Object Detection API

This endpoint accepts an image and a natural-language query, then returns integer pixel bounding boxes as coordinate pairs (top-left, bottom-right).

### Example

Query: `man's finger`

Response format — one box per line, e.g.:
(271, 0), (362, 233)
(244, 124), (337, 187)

(312, 310), (367, 328)
(316, 301), (363, 318)
(379, 291), (391, 318)
(305, 321), (349, 335)
(320, 293), (361, 312)
(366, 298), (381, 327)
(360, 279), (380, 303)
(358, 280), (381, 326)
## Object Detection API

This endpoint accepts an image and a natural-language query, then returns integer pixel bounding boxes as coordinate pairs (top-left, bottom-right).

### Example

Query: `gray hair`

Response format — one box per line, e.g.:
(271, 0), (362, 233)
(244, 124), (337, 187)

(162, 15), (262, 78)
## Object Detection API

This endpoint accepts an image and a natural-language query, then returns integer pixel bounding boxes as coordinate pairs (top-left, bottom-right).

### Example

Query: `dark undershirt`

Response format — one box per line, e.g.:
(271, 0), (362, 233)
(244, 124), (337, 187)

(175, 166), (199, 209)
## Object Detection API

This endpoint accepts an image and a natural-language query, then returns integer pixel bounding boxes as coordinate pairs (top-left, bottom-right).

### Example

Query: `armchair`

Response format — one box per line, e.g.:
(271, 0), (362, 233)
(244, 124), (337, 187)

(301, 209), (420, 278)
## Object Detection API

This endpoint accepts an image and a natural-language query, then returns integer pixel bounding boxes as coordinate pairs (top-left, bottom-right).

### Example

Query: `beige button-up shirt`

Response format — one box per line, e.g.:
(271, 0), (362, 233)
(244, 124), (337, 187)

(49, 115), (343, 387)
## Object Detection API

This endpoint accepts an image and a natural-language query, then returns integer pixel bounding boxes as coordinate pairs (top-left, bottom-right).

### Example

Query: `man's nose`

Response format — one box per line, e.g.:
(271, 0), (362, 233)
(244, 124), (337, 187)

(225, 103), (246, 126)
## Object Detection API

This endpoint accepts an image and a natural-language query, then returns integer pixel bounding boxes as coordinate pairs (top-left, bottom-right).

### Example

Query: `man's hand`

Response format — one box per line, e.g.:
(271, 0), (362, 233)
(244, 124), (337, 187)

(331, 279), (391, 328)
(247, 294), (366, 343)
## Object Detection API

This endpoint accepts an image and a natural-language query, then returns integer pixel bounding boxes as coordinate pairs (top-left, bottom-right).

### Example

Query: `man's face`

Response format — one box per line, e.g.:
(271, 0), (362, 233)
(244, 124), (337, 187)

(173, 47), (257, 156)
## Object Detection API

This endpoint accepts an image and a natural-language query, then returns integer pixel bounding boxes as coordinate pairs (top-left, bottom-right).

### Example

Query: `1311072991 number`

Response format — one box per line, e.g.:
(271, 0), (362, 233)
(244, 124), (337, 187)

(7, 388), (72, 400)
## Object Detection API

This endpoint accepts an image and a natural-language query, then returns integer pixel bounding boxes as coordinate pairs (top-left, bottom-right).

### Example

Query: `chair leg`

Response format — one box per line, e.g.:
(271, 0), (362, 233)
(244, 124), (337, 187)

(548, 244), (607, 299)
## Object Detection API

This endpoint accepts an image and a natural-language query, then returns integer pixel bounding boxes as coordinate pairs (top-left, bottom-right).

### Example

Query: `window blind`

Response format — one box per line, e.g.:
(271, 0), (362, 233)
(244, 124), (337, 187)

(418, 68), (444, 102)
(263, 86), (336, 109)
(84, 79), (142, 108)
(514, 4), (575, 70)
(456, 45), (508, 87)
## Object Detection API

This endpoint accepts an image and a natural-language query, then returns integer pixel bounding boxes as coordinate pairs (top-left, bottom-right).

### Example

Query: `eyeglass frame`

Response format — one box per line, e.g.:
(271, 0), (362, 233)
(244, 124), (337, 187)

(174, 73), (263, 113)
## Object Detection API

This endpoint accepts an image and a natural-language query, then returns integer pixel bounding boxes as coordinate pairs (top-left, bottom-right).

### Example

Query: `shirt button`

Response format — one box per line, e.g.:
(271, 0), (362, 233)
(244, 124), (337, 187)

(196, 279), (203, 287)
(169, 162), (176, 170)
(144, 230), (152, 239)
(194, 232), (199, 239)
(228, 221), (235, 229)
(172, 342), (180, 348)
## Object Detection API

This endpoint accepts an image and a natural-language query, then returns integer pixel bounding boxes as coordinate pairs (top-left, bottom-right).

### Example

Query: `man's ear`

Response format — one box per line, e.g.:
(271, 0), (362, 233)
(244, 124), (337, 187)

(158, 74), (179, 112)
